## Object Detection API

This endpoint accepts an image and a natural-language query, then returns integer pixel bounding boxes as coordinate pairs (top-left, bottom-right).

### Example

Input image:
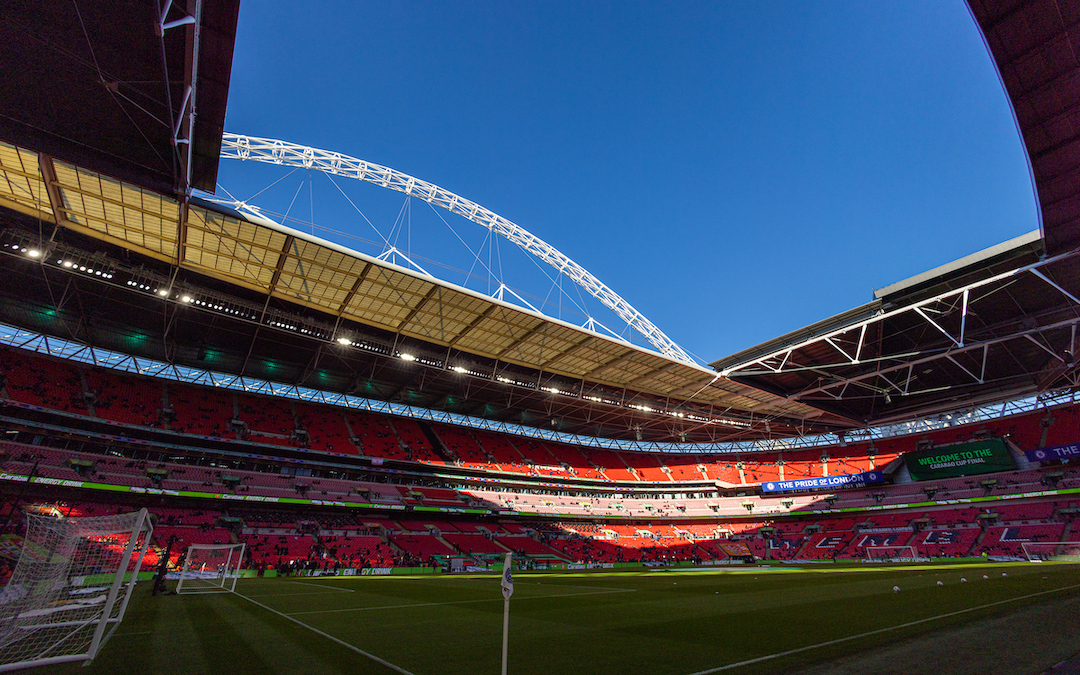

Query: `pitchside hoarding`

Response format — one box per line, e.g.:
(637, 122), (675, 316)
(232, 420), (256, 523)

(761, 470), (884, 493)
(1025, 443), (1080, 463)
(904, 438), (1015, 481)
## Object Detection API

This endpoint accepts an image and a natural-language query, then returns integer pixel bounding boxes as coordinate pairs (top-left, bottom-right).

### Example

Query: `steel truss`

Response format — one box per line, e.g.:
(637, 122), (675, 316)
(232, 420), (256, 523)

(720, 248), (1080, 404)
(218, 133), (695, 364)
(157, 0), (203, 194)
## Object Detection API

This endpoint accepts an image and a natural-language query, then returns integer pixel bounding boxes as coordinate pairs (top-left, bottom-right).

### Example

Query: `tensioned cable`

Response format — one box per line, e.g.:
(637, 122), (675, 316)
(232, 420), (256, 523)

(308, 171), (315, 236)
(242, 166), (300, 205)
(281, 180), (304, 230)
(72, 0), (170, 172)
(426, 198), (593, 321)
(420, 199), (499, 290)
(210, 189), (595, 321)
(322, 172), (392, 251)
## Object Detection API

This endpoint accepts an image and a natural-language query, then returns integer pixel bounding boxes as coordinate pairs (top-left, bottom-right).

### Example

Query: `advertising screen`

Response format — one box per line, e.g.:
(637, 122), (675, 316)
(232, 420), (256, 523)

(905, 438), (1015, 481)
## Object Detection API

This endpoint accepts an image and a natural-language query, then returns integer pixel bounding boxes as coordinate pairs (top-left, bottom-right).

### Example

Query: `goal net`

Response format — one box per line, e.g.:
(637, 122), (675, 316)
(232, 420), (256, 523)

(865, 545), (924, 562)
(175, 543), (246, 594)
(0, 508), (153, 671)
(1021, 541), (1080, 563)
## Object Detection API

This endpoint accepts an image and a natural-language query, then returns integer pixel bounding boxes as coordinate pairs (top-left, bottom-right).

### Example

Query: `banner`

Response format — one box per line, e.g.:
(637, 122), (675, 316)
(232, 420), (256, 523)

(1025, 443), (1080, 463)
(717, 542), (752, 557)
(761, 470), (884, 493)
(905, 439), (1015, 481)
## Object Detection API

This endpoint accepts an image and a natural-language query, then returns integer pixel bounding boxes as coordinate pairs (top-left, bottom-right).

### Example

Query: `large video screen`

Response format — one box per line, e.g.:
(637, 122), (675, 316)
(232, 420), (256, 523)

(905, 438), (1015, 481)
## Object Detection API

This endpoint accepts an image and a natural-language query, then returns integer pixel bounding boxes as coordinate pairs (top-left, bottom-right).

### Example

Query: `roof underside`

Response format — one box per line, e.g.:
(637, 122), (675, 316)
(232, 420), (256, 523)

(0, 0), (239, 195)
(968, 0), (1080, 255)
(0, 140), (836, 443)
(1, 0), (1077, 446)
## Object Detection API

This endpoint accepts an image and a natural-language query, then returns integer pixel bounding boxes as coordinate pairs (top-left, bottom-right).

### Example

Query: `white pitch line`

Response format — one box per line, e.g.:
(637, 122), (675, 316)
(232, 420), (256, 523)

(288, 588), (637, 617)
(291, 580), (355, 592)
(686, 583), (1080, 675)
(234, 592), (415, 675)
(243, 591), (356, 598)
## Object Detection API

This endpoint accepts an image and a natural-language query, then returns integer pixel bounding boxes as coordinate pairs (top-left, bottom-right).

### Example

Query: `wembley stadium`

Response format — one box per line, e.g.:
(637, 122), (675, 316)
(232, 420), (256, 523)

(0, 2), (1078, 674)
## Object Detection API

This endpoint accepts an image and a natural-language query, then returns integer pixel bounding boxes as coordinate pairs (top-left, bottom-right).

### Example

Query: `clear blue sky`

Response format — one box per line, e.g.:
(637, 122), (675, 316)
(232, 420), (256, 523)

(217, 1), (1037, 365)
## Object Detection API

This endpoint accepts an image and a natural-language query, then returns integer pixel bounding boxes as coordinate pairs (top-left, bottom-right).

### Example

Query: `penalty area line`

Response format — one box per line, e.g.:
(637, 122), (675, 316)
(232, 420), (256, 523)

(233, 591), (415, 675)
(687, 583), (1080, 675)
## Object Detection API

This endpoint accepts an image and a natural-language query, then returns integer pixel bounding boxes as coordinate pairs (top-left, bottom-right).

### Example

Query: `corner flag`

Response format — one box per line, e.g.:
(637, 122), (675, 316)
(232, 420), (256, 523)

(501, 552), (514, 599)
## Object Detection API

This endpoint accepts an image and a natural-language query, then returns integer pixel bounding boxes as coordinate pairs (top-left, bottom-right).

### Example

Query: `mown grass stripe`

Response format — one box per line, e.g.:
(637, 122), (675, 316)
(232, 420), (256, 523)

(686, 583), (1080, 675)
(288, 587), (637, 616)
(234, 591), (416, 675)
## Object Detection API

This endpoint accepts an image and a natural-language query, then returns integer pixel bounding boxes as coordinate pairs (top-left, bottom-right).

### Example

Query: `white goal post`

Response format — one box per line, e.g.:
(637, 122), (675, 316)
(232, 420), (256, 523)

(865, 545), (924, 562)
(0, 508), (153, 671)
(175, 543), (246, 594)
(1021, 541), (1080, 563)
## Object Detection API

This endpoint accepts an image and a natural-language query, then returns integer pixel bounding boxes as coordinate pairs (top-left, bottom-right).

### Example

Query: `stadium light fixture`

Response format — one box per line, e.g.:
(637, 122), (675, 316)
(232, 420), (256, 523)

(400, 353), (416, 362)
(337, 337), (351, 346)
(452, 366), (467, 374)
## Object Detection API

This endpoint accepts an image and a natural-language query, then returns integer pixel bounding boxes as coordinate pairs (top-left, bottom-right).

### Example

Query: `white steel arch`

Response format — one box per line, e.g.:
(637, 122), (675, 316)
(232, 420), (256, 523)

(219, 133), (696, 364)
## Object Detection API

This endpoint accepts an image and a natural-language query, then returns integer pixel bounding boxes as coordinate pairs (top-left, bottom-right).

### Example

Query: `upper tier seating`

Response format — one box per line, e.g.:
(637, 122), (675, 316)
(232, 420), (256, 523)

(4, 345), (1080, 488)
(168, 383), (235, 437)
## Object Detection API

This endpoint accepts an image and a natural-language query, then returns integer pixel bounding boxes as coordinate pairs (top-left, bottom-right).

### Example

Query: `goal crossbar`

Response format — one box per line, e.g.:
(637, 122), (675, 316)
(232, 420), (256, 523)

(176, 543), (246, 594)
(0, 508), (153, 672)
(864, 545), (924, 562)
(1020, 541), (1080, 562)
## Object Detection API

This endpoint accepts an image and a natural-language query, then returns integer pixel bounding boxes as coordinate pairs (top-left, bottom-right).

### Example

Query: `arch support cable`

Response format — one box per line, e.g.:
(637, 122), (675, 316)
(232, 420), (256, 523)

(220, 133), (695, 364)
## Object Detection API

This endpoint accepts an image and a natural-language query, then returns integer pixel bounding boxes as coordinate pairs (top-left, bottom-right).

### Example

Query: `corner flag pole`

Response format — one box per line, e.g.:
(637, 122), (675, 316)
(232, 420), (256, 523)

(501, 552), (513, 675)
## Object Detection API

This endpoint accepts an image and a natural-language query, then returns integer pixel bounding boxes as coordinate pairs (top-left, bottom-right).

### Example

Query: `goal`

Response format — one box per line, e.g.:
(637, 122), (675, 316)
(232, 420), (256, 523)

(0, 508), (153, 671)
(865, 545), (923, 562)
(1021, 541), (1080, 563)
(175, 543), (246, 594)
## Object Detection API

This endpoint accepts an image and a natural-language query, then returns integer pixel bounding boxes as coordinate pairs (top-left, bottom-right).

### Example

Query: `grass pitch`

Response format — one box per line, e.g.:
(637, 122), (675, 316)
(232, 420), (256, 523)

(39, 562), (1080, 675)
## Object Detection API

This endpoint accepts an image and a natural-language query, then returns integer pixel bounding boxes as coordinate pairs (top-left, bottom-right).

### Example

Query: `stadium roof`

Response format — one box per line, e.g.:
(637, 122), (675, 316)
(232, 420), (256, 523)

(714, 0), (1080, 430)
(0, 0), (1077, 447)
(0, 140), (832, 444)
(712, 231), (1080, 424)
(0, 0), (240, 195)
(967, 0), (1080, 256)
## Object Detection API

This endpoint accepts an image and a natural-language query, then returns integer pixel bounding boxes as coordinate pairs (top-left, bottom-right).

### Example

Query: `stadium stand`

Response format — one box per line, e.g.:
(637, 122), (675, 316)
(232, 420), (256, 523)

(5, 343), (1080, 571)
(8, 347), (1077, 492)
